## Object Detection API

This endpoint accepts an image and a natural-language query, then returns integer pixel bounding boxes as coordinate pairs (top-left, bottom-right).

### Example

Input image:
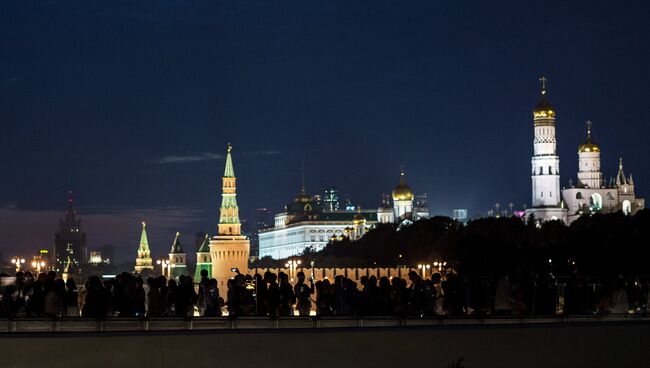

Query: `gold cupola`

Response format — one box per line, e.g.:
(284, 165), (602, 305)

(533, 76), (555, 119)
(392, 169), (414, 201)
(578, 120), (600, 153)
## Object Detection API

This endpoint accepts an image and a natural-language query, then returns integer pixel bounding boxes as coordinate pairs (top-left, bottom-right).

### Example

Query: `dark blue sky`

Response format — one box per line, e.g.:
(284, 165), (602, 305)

(1, 0), (649, 262)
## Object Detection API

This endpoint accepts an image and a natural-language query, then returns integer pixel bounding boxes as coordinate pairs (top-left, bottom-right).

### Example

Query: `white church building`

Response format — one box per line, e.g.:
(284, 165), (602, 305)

(525, 78), (644, 224)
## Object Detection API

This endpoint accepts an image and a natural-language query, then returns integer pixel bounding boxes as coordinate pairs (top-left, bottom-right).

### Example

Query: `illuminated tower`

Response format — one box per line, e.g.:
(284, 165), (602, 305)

(525, 77), (567, 223)
(54, 191), (87, 274)
(209, 144), (250, 289)
(134, 221), (154, 273)
(392, 168), (414, 221)
(577, 121), (603, 189)
(194, 233), (212, 279)
(168, 232), (188, 280)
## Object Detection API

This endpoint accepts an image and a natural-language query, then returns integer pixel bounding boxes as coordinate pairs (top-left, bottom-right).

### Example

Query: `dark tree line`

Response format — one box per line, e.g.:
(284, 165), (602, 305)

(271, 210), (650, 277)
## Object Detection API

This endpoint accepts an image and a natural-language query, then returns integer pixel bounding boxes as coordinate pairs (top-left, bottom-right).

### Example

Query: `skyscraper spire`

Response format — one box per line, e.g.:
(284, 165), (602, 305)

(218, 143), (241, 235)
(134, 221), (153, 273)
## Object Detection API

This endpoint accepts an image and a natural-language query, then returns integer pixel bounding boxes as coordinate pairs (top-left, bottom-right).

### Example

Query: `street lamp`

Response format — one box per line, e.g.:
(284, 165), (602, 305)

(31, 260), (46, 273)
(433, 260), (447, 272)
(417, 263), (431, 279)
(11, 257), (26, 272)
(156, 258), (170, 278)
(285, 259), (301, 282)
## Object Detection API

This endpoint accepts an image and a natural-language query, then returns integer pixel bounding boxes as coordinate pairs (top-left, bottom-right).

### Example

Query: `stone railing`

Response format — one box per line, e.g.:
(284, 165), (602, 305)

(0, 315), (645, 334)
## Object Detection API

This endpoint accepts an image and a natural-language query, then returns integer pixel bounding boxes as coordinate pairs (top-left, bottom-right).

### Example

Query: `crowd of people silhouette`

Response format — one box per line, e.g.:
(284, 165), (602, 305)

(0, 268), (647, 318)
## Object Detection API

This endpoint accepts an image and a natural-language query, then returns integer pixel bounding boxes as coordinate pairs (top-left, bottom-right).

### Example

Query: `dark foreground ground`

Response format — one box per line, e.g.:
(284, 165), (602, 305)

(1, 317), (648, 368)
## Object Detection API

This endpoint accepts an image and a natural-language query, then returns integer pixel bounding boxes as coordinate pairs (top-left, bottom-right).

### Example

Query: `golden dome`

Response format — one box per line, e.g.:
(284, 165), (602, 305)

(353, 212), (366, 224)
(533, 77), (555, 118)
(578, 120), (600, 153)
(392, 171), (414, 201)
(578, 142), (600, 153)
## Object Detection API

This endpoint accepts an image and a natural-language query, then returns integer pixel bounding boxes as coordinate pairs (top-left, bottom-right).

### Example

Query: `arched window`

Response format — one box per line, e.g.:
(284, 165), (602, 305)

(539, 167), (543, 175)
(590, 193), (603, 211)
(576, 192), (583, 199)
(622, 200), (632, 215)
(549, 166), (552, 175)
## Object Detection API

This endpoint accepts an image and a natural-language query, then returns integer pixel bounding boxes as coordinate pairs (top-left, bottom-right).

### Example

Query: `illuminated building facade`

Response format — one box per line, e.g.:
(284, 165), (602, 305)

(54, 193), (87, 273)
(562, 122), (645, 223)
(134, 221), (154, 273)
(525, 78), (568, 223)
(259, 168), (429, 260)
(209, 144), (250, 288)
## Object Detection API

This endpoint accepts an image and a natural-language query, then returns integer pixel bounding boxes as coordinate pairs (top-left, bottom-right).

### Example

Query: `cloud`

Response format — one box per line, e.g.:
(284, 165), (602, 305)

(156, 153), (224, 164)
(155, 150), (280, 164)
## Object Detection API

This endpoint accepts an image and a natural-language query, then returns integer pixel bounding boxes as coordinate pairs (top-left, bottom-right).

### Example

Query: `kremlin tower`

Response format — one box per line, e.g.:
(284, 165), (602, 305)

(194, 233), (212, 279)
(134, 221), (153, 273)
(209, 144), (250, 289)
(168, 232), (188, 279)
(525, 77), (567, 223)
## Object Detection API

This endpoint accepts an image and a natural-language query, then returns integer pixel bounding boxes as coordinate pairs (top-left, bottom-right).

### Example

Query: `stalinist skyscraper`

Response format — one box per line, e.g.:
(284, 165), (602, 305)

(525, 77), (567, 223)
(210, 144), (250, 288)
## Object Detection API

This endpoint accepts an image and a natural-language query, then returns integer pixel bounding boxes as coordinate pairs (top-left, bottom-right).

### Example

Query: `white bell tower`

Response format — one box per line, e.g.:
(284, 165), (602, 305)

(526, 77), (567, 223)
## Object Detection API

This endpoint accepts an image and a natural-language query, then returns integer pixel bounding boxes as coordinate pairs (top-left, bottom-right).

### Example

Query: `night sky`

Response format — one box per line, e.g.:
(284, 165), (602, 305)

(1, 1), (649, 263)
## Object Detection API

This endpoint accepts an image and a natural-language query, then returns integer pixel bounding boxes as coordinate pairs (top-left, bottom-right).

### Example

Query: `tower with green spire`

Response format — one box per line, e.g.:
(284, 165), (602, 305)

(168, 232), (188, 280)
(210, 143), (250, 290)
(134, 221), (154, 273)
(218, 143), (241, 236)
(194, 233), (212, 279)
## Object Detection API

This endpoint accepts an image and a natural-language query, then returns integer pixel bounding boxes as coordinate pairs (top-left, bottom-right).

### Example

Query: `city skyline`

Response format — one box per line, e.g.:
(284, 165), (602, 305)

(2, 1), (650, 262)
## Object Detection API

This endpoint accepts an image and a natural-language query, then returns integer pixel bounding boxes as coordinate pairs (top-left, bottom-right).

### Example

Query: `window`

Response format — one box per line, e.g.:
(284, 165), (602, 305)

(590, 193), (603, 211)
(622, 200), (632, 215)
(576, 192), (583, 199)
(539, 167), (543, 175)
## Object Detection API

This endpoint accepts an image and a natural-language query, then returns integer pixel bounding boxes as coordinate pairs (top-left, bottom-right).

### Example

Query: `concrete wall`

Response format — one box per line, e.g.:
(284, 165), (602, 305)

(1, 321), (649, 368)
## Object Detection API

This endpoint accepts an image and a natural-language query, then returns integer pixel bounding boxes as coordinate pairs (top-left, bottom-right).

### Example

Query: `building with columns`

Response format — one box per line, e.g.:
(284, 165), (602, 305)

(209, 144), (250, 288)
(525, 78), (568, 223)
(258, 168), (429, 260)
(562, 122), (644, 223)
(134, 221), (153, 273)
